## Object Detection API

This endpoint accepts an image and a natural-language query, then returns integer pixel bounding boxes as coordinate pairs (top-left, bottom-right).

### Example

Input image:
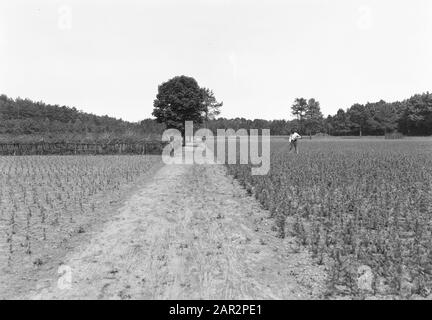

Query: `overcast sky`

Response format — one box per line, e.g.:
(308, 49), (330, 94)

(1, 0), (431, 122)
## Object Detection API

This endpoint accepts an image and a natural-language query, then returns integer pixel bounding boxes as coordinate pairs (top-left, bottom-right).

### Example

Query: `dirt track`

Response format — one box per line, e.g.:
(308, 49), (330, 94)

(17, 146), (326, 299)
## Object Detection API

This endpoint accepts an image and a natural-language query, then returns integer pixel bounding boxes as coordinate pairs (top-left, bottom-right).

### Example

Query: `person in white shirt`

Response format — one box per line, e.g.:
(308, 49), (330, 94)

(288, 129), (302, 154)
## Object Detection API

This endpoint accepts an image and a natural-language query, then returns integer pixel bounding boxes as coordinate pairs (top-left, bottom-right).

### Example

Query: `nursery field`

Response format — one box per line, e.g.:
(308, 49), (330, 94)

(227, 138), (432, 298)
(0, 155), (162, 272)
(1, 139), (431, 299)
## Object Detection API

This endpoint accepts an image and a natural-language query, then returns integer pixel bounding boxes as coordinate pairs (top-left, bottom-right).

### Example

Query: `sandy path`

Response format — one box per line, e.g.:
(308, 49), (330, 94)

(24, 146), (325, 300)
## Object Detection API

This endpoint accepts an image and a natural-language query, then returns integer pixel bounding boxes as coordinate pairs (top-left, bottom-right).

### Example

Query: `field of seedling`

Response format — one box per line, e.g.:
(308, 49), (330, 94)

(227, 138), (432, 298)
(0, 155), (161, 271)
(1, 139), (431, 299)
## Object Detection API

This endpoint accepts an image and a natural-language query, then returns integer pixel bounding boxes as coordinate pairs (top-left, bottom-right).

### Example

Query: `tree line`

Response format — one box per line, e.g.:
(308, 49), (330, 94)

(186, 93), (432, 137)
(1, 80), (431, 143)
(0, 94), (165, 143)
(325, 93), (432, 136)
(150, 76), (431, 137)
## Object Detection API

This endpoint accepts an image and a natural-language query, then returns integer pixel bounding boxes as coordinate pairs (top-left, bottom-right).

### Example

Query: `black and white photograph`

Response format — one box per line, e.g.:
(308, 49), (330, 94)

(1, 0), (432, 306)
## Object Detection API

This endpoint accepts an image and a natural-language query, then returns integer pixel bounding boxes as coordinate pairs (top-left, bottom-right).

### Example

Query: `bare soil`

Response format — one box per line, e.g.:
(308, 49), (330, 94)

(3, 147), (326, 300)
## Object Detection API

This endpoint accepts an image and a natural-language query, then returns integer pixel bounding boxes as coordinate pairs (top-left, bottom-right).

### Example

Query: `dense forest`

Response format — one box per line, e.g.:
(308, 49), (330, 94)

(326, 92), (432, 136)
(0, 94), (165, 143)
(0, 92), (431, 143)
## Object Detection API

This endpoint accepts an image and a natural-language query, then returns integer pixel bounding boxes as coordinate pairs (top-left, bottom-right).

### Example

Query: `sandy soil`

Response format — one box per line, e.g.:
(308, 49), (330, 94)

(8, 146), (326, 299)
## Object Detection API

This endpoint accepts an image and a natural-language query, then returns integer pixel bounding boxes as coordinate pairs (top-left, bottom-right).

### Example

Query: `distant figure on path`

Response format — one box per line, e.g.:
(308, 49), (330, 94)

(288, 129), (302, 154)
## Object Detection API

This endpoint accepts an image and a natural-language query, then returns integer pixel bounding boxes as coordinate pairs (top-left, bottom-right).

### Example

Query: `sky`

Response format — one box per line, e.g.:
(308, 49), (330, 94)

(1, 0), (431, 122)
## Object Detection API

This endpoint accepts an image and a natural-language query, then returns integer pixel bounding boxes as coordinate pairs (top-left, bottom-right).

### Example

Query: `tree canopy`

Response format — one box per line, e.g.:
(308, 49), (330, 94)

(291, 98), (324, 136)
(325, 92), (432, 136)
(152, 75), (222, 135)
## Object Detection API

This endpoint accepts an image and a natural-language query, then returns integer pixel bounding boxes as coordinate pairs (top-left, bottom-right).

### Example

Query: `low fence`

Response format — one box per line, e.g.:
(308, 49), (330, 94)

(385, 132), (404, 140)
(0, 141), (168, 156)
